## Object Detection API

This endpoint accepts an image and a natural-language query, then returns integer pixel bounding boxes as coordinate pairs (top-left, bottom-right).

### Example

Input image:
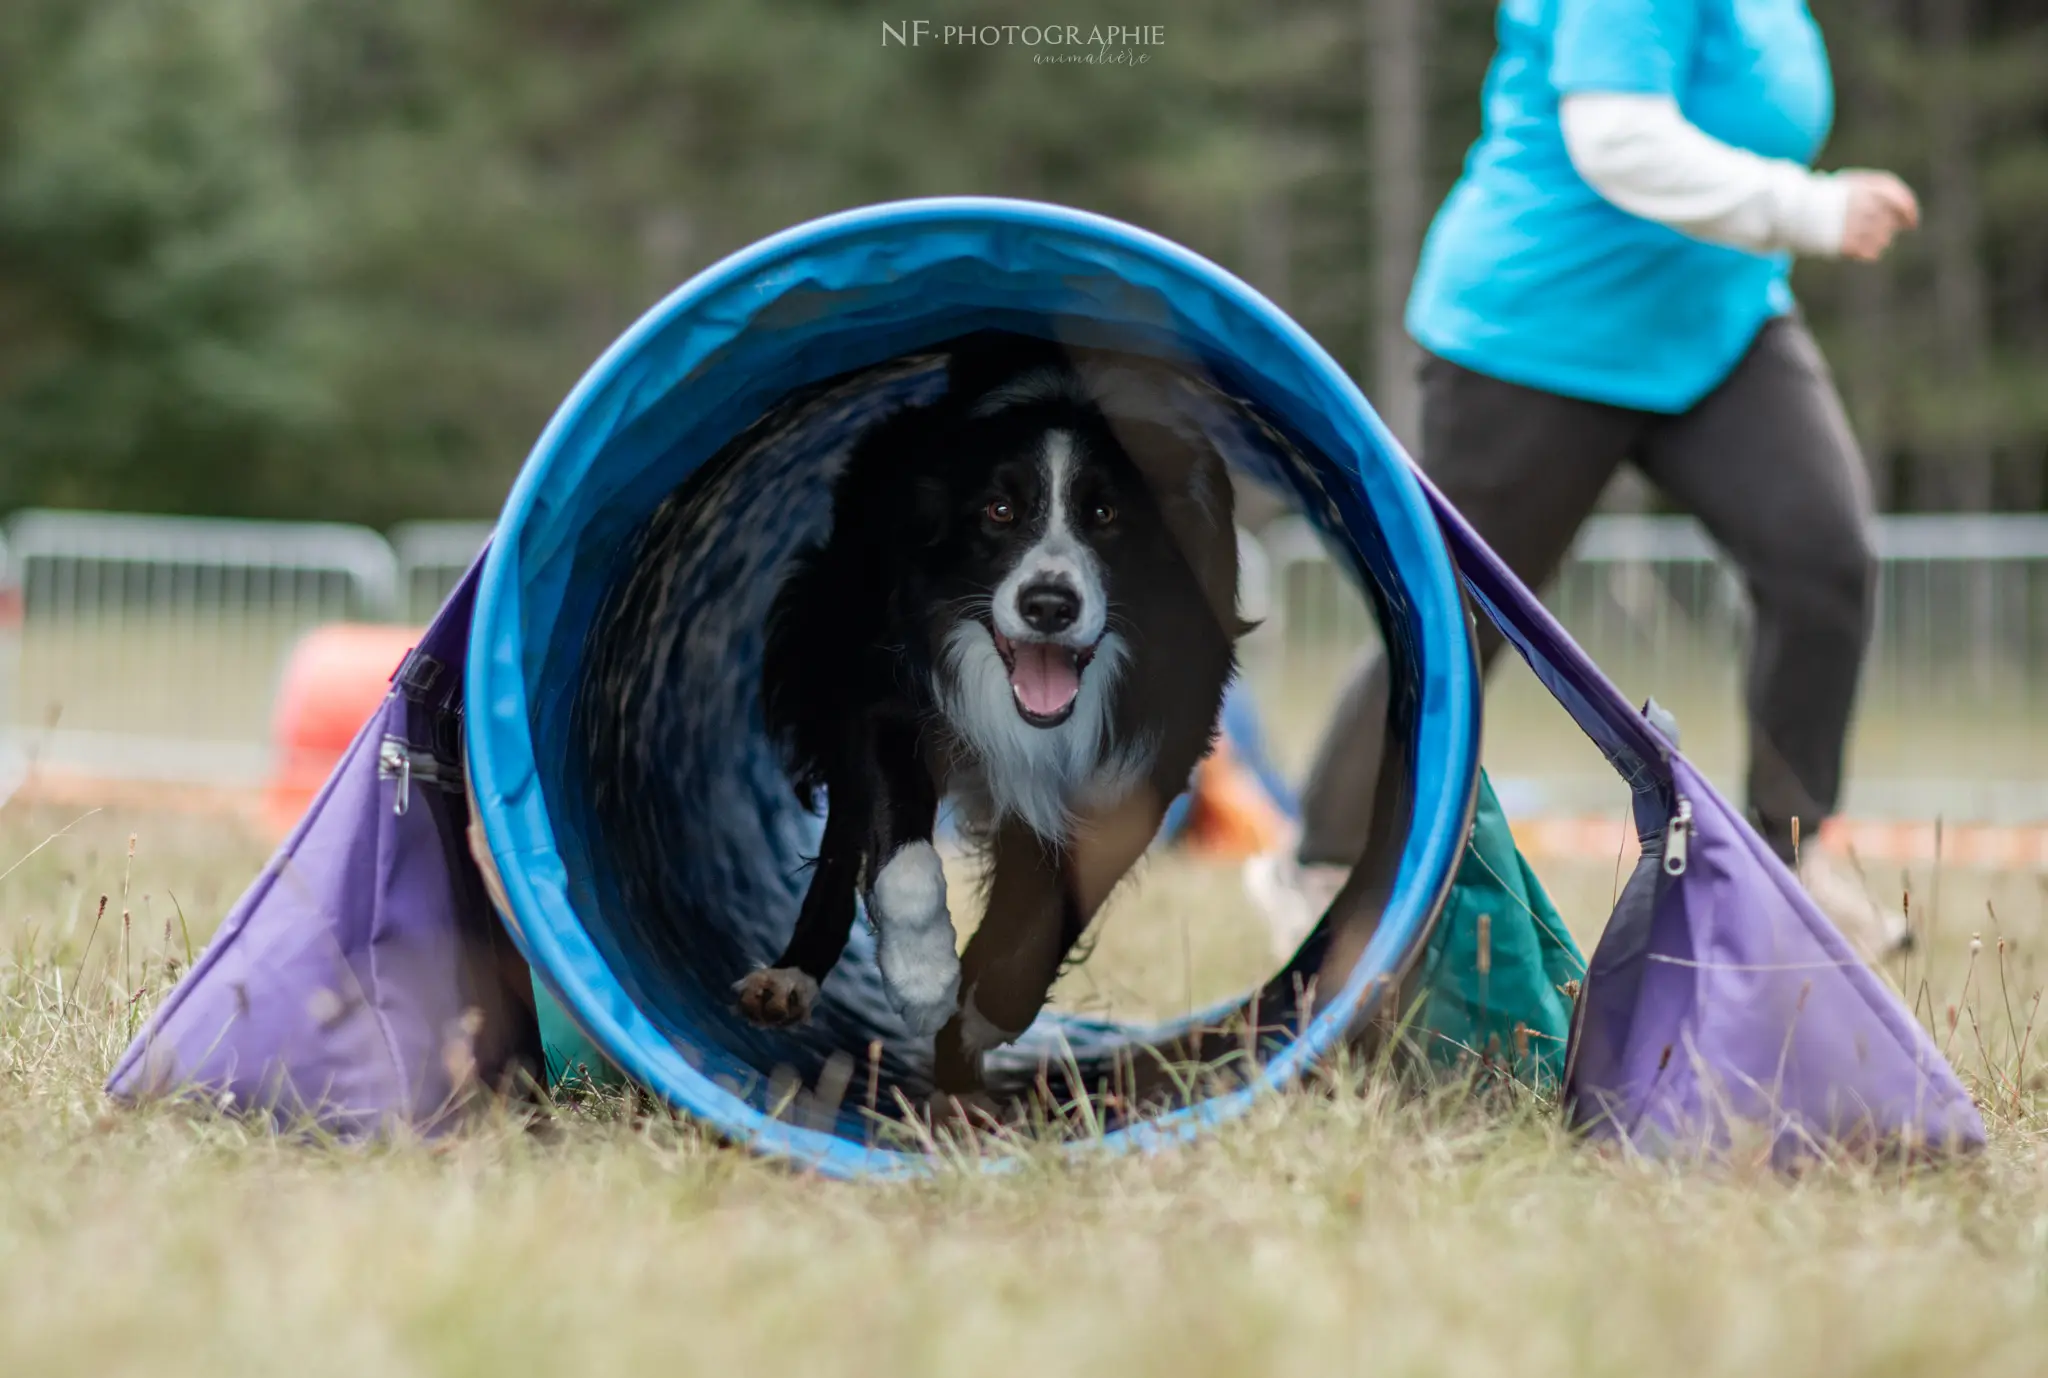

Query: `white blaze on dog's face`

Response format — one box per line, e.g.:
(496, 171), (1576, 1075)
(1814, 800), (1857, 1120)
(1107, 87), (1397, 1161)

(986, 429), (1113, 726)
(928, 376), (1156, 839)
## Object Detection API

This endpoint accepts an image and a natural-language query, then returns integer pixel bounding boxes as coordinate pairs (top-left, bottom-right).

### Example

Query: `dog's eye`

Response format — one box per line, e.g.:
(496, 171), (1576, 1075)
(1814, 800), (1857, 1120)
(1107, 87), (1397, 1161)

(986, 498), (1015, 525)
(1091, 502), (1117, 527)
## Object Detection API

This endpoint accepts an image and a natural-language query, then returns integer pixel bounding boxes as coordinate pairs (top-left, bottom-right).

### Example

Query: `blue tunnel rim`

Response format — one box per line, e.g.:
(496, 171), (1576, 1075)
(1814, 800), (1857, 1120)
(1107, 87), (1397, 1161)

(466, 195), (1482, 1179)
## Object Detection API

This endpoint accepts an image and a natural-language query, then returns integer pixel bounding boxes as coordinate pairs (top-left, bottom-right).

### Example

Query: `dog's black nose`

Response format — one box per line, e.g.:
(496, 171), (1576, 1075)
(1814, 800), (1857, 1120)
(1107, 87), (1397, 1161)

(1018, 581), (1079, 635)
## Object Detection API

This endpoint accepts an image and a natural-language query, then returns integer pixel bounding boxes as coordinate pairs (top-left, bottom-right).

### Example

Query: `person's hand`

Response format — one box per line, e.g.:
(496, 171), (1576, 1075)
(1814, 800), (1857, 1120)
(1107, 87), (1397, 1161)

(1837, 171), (1920, 261)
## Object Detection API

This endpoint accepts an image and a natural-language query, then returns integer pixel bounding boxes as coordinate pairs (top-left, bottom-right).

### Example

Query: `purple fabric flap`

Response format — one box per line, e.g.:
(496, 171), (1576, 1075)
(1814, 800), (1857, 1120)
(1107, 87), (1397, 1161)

(1586, 760), (1984, 1158)
(106, 557), (534, 1133)
(1419, 473), (1986, 1160)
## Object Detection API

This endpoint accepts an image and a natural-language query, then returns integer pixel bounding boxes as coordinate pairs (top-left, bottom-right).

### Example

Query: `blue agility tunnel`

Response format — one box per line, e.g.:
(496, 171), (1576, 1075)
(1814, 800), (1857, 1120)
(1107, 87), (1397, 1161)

(464, 197), (1481, 1173)
(112, 196), (1984, 1175)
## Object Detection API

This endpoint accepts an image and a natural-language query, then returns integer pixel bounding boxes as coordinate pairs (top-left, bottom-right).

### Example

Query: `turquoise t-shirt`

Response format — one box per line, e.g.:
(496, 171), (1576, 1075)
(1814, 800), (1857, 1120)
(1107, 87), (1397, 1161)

(1405, 0), (1835, 413)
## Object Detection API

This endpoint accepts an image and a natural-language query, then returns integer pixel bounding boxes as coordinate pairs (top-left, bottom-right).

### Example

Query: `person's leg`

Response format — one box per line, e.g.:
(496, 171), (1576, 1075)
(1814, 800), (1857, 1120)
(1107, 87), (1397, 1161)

(1633, 317), (1905, 961)
(1633, 316), (1877, 864)
(1290, 355), (1643, 868)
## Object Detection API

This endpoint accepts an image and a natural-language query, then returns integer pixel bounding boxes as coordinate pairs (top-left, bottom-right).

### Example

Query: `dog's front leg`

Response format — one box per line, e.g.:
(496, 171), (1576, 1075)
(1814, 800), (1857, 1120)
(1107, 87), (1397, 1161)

(862, 716), (957, 1037)
(934, 785), (1165, 1095)
(735, 759), (871, 1028)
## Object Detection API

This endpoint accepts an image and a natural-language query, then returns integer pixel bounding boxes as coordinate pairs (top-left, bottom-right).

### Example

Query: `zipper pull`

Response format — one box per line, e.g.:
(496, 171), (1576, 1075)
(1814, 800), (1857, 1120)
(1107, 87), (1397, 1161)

(378, 738), (412, 816)
(1663, 795), (1692, 877)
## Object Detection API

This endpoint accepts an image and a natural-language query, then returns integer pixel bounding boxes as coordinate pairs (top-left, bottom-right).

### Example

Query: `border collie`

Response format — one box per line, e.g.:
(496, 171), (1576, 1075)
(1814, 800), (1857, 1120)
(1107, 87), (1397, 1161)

(742, 332), (1249, 1098)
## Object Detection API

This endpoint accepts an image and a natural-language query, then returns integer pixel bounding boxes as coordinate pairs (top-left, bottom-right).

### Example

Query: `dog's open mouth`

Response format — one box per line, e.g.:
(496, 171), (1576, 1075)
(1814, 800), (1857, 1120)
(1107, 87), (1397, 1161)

(990, 627), (1097, 728)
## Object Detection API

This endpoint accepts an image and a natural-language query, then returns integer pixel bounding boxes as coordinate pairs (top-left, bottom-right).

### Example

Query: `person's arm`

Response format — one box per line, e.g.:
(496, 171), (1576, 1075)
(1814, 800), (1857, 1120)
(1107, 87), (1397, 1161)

(1549, 0), (1917, 261)
(1559, 91), (1848, 255)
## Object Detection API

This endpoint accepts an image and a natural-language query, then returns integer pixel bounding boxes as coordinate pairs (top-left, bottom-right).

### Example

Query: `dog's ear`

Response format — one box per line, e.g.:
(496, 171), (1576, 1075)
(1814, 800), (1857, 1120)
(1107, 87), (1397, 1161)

(1117, 419), (1254, 641)
(946, 330), (1072, 403)
(913, 470), (954, 547)
(845, 399), (955, 547)
(893, 412), (957, 547)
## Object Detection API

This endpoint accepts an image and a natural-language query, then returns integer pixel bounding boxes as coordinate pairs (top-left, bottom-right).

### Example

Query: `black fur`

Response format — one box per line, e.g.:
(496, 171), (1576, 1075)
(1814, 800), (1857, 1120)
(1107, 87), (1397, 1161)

(749, 331), (1247, 1098)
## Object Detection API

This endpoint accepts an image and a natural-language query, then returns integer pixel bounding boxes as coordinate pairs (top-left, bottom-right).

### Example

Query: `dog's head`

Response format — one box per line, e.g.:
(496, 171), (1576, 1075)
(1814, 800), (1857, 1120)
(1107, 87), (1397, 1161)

(915, 337), (1242, 731)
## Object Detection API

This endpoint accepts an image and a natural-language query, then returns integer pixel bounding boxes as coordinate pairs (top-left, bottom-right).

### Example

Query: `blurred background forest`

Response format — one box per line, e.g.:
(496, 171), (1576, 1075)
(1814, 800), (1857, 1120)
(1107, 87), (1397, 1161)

(0, 0), (2042, 527)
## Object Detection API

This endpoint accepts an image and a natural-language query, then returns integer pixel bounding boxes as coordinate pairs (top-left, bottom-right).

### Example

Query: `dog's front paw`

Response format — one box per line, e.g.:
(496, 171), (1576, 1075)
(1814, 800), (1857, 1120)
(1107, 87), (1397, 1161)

(956, 984), (1028, 1057)
(871, 842), (962, 1036)
(733, 967), (820, 1027)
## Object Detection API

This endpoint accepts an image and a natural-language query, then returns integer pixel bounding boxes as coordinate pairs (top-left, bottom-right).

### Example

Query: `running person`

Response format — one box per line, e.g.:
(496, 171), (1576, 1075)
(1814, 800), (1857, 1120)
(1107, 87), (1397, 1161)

(1248, 0), (1919, 962)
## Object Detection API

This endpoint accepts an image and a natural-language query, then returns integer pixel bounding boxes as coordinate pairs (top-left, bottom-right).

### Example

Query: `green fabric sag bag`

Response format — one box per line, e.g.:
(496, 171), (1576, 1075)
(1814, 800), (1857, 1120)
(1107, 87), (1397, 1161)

(1399, 770), (1583, 1087)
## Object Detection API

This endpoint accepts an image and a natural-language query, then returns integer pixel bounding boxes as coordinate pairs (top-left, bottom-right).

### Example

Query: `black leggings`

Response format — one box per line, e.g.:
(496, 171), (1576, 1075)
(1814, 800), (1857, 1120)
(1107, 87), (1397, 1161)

(1297, 316), (1877, 868)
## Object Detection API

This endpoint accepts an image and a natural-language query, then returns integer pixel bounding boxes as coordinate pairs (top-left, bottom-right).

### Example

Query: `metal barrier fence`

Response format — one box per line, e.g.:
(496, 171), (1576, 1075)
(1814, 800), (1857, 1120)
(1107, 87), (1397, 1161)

(4, 505), (2046, 821)
(5, 510), (403, 785)
(1250, 512), (2048, 824)
(391, 521), (495, 622)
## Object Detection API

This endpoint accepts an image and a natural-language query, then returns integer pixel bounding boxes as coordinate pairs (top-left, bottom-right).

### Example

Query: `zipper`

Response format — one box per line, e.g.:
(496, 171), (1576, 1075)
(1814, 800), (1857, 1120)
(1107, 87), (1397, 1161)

(378, 735), (464, 817)
(1662, 794), (1693, 877)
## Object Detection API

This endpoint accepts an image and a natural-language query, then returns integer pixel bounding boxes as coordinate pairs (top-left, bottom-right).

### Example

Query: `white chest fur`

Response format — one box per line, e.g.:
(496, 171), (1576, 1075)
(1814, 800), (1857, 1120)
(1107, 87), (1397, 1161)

(933, 623), (1154, 842)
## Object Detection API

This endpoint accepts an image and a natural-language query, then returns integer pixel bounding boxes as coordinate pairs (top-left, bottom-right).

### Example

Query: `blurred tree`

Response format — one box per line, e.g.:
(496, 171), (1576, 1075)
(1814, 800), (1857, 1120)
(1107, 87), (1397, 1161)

(0, 0), (2040, 522)
(1366, 0), (1430, 449)
(0, 0), (335, 515)
(1802, 0), (2048, 510)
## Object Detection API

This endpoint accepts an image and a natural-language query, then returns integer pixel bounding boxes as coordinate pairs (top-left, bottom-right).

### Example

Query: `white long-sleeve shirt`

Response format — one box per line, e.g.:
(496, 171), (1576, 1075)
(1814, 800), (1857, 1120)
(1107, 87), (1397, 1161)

(1559, 91), (1850, 257)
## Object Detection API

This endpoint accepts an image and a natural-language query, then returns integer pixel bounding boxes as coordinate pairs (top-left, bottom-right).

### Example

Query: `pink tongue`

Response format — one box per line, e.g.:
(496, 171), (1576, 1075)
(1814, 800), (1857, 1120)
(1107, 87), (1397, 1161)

(1008, 642), (1081, 718)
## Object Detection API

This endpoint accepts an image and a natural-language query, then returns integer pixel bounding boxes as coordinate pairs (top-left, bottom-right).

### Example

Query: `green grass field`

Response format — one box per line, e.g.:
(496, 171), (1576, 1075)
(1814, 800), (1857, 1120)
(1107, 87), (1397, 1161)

(5, 801), (2048, 1377)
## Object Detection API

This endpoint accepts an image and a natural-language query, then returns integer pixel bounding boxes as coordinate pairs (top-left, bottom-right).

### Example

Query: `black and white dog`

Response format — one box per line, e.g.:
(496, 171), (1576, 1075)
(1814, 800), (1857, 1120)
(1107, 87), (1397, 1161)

(743, 332), (1250, 1097)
